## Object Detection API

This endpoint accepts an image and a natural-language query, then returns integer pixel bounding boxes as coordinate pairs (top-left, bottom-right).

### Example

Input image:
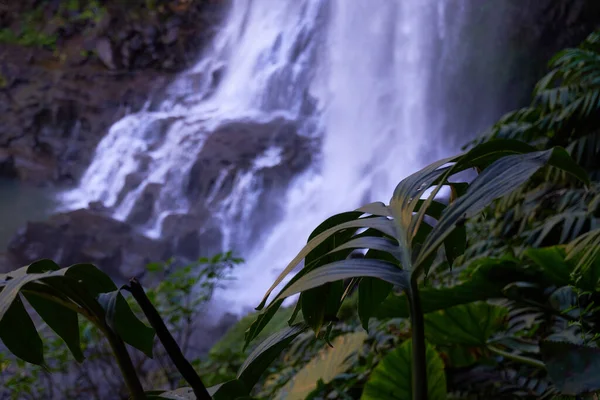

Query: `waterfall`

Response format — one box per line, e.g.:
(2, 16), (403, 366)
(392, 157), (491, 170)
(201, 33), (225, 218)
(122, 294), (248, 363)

(61, 0), (512, 313)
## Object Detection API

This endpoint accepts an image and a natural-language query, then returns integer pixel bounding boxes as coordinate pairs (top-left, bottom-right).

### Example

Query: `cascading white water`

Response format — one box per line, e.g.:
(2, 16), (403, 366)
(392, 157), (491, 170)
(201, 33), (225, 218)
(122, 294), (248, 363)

(61, 0), (511, 313)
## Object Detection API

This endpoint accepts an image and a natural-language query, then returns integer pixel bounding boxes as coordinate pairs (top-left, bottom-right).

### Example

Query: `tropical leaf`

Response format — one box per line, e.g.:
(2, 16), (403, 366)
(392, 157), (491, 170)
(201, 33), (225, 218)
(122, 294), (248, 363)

(0, 295), (44, 366)
(541, 340), (600, 395)
(23, 288), (84, 362)
(415, 147), (588, 273)
(376, 257), (526, 319)
(98, 290), (155, 358)
(300, 212), (360, 335)
(361, 340), (446, 400)
(565, 228), (600, 289)
(424, 302), (507, 347)
(258, 213), (394, 309)
(238, 324), (307, 391)
(273, 259), (409, 303)
(275, 331), (367, 400)
(358, 277), (393, 330)
(524, 246), (572, 286)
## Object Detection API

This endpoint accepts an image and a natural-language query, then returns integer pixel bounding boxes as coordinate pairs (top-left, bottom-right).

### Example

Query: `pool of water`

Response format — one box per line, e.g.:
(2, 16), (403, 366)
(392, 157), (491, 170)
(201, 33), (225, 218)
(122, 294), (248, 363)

(0, 179), (59, 249)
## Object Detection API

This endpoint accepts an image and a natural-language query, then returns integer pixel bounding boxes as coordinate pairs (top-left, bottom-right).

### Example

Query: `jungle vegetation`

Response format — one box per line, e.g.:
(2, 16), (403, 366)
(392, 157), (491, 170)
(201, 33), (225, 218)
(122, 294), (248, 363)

(1, 27), (600, 400)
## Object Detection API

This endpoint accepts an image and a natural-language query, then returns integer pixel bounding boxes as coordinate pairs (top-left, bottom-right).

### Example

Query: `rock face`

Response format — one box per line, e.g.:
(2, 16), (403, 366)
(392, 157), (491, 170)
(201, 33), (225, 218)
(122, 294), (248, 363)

(122, 116), (317, 262)
(6, 208), (170, 279)
(0, 0), (227, 185)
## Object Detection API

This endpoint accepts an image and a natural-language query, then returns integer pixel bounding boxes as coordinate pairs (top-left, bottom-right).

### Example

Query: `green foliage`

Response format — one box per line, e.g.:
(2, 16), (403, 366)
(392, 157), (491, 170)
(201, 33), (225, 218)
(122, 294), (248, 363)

(2, 23), (600, 400)
(0, 253), (242, 399)
(276, 331), (367, 399)
(361, 340), (447, 400)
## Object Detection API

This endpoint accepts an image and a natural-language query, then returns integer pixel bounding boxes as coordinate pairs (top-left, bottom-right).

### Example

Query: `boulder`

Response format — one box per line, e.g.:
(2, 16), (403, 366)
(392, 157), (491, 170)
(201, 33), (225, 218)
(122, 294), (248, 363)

(6, 208), (170, 280)
(184, 117), (315, 206)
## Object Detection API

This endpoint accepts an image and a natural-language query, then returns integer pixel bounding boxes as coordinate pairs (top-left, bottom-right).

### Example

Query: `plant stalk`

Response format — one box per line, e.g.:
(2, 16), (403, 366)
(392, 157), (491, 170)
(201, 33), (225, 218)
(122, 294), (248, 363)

(104, 327), (146, 399)
(487, 345), (546, 369)
(125, 278), (211, 400)
(407, 277), (428, 400)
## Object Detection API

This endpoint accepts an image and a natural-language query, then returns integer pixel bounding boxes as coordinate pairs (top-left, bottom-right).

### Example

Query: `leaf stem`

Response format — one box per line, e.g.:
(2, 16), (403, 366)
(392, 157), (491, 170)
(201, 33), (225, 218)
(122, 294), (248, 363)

(103, 326), (146, 399)
(487, 345), (546, 369)
(125, 278), (211, 400)
(407, 277), (428, 400)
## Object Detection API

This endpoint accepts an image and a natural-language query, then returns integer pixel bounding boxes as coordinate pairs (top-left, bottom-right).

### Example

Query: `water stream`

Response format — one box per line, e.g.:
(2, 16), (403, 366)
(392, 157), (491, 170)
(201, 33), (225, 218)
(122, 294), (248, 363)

(60, 0), (515, 313)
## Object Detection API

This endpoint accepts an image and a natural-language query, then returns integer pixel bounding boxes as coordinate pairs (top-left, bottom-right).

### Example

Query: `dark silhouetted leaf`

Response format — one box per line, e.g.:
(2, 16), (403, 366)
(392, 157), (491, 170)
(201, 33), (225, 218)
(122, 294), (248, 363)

(0, 295), (44, 366)
(98, 290), (155, 358)
(541, 340), (600, 395)
(358, 277), (393, 330)
(24, 287), (84, 362)
(238, 324), (307, 391)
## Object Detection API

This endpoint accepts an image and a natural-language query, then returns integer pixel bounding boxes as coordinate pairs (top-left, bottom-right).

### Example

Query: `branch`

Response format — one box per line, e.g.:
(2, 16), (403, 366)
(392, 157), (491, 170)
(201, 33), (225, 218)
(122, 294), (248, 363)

(124, 278), (211, 400)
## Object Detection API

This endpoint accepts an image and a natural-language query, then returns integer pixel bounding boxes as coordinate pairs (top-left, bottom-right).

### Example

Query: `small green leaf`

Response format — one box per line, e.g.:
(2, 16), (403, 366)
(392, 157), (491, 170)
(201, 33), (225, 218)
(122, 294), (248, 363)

(0, 295), (44, 366)
(98, 290), (155, 358)
(541, 340), (600, 395)
(361, 340), (446, 400)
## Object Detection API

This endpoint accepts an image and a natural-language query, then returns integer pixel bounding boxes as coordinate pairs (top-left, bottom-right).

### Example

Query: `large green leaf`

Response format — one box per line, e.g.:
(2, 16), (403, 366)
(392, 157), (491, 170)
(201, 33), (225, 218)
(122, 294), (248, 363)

(541, 340), (600, 395)
(258, 213), (395, 309)
(565, 228), (600, 289)
(415, 147), (586, 274)
(524, 246), (572, 287)
(0, 295), (44, 366)
(361, 340), (446, 400)
(24, 287), (84, 362)
(56, 263), (117, 297)
(244, 299), (284, 349)
(376, 257), (525, 319)
(210, 380), (250, 400)
(358, 277), (392, 330)
(0, 271), (56, 322)
(301, 212), (360, 335)
(238, 324), (307, 391)
(424, 302), (507, 347)
(272, 259), (409, 304)
(357, 248), (399, 330)
(98, 290), (155, 358)
(276, 331), (367, 400)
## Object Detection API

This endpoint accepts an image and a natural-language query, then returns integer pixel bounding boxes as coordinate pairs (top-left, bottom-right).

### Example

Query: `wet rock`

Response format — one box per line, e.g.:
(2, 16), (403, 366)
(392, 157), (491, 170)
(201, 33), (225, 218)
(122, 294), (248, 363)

(6, 209), (170, 279)
(96, 38), (116, 70)
(184, 117), (315, 205)
(126, 182), (161, 225)
(161, 211), (224, 260)
(0, 0), (228, 187)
